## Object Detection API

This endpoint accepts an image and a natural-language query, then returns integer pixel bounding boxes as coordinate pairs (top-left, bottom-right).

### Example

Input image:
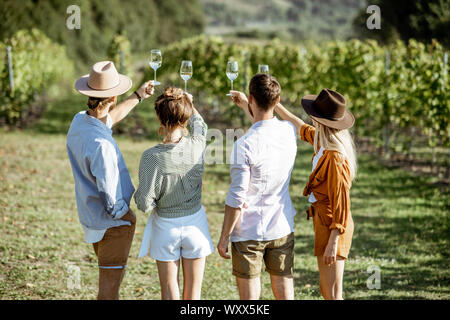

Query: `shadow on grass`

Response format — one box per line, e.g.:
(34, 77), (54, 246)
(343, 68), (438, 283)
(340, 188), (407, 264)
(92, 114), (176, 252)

(293, 212), (449, 299)
(290, 151), (449, 299)
(21, 98), (449, 299)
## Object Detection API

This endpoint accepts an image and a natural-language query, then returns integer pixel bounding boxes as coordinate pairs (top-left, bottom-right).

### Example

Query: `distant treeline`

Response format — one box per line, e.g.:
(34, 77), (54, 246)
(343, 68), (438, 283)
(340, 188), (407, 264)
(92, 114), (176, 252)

(0, 0), (205, 70)
(353, 0), (450, 48)
(201, 0), (366, 40)
(201, 0), (449, 47)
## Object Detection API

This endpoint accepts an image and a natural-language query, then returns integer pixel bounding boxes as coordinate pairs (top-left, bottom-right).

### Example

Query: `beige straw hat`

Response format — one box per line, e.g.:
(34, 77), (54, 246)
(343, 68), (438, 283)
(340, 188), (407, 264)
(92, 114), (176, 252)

(75, 61), (132, 98)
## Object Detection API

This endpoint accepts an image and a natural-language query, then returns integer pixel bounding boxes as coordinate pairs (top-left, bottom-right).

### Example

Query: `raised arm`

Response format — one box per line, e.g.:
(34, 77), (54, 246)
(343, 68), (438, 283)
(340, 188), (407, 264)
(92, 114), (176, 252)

(109, 80), (155, 126)
(184, 93), (208, 138)
(274, 102), (305, 134)
(229, 90), (254, 123)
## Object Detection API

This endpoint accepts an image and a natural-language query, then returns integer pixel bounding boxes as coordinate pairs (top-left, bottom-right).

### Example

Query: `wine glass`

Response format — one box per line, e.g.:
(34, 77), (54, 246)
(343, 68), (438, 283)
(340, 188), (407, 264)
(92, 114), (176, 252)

(180, 60), (193, 92)
(226, 61), (238, 96)
(258, 64), (269, 74)
(149, 49), (162, 86)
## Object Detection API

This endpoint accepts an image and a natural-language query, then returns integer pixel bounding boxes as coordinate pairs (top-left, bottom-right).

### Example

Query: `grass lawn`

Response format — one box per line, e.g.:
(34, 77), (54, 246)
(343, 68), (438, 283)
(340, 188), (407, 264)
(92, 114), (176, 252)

(0, 125), (448, 300)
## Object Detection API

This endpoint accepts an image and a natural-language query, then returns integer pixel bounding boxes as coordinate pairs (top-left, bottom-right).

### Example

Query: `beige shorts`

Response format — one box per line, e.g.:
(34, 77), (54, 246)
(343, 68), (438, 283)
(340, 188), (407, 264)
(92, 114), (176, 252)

(231, 233), (294, 279)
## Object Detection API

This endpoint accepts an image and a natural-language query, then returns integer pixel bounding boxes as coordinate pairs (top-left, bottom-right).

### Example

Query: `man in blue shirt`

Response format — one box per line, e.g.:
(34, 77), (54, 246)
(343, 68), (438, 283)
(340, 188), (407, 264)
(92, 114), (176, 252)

(67, 61), (154, 299)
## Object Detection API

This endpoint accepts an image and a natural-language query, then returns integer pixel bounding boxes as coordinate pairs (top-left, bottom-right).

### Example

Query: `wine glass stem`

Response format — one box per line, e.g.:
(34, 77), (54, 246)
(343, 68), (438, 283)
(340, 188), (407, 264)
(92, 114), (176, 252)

(184, 80), (187, 92)
(231, 80), (233, 91)
(154, 69), (157, 83)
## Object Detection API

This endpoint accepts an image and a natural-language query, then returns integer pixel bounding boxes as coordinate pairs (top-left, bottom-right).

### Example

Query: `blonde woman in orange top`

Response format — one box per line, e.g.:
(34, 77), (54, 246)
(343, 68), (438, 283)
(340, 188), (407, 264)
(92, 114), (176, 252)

(275, 89), (357, 300)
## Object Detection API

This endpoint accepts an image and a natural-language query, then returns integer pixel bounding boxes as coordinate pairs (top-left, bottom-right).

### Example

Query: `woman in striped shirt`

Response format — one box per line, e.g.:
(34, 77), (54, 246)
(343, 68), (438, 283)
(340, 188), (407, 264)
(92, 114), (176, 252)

(134, 87), (214, 300)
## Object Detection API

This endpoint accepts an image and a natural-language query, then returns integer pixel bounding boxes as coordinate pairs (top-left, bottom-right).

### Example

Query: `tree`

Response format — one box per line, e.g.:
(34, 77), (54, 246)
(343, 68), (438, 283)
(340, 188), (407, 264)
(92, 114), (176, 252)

(154, 0), (205, 44)
(0, 0), (205, 70)
(353, 0), (450, 47)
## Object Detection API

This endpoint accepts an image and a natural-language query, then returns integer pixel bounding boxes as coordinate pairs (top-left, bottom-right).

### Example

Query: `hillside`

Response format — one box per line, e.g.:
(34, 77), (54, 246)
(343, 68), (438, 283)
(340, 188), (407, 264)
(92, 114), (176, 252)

(201, 0), (367, 40)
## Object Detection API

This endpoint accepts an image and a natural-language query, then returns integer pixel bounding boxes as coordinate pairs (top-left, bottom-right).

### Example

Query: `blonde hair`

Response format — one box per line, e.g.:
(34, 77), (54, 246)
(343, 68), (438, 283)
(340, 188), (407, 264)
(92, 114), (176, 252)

(314, 122), (357, 181)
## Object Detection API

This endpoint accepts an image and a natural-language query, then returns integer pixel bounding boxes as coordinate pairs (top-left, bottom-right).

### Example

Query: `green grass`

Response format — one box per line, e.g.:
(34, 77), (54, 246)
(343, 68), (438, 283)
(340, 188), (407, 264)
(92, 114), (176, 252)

(0, 126), (448, 300)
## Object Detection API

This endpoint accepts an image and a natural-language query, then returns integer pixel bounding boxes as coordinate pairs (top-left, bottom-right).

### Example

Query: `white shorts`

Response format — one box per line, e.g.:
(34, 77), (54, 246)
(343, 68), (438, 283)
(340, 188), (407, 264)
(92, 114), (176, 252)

(139, 206), (214, 261)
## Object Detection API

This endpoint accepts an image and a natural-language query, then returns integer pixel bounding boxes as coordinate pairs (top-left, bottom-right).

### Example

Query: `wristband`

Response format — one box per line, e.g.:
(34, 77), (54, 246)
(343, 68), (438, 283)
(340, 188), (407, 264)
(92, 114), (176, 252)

(134, 90), (142, 103)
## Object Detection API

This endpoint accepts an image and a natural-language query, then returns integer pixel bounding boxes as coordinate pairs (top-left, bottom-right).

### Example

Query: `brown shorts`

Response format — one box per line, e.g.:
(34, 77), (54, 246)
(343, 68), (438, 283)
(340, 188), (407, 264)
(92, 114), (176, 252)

(92, 219), (135, 269)
(231, 233), (294, 279)
(309, 205), (353, 259)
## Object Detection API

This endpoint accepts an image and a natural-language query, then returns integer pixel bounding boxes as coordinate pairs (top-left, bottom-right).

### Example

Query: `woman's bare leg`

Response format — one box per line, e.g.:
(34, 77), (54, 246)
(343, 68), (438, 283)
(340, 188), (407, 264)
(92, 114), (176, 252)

(316, 255), (345, 300)
(181, 257), (206, 300)
(156, 259), (181, 300)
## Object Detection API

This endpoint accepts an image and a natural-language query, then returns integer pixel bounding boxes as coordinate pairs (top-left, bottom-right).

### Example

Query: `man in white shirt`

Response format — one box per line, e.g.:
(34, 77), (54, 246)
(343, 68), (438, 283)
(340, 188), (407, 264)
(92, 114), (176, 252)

(217, 74), (298, 300)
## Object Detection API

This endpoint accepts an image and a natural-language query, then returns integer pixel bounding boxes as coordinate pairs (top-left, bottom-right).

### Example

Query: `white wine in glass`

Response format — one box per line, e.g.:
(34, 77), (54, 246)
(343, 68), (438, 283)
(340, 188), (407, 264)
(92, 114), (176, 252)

(258, 64), (269, 74)
(149, 49), (162, 86)
(226, 61), (238, 96)
(180, 60), (193, 92)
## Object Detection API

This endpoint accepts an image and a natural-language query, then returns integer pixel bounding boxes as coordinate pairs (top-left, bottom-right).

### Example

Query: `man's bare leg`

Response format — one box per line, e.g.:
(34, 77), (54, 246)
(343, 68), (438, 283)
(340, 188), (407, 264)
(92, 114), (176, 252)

(270, 274), (294, 300)
(97, 267), (125, 300)
(236, 276), (261, 300)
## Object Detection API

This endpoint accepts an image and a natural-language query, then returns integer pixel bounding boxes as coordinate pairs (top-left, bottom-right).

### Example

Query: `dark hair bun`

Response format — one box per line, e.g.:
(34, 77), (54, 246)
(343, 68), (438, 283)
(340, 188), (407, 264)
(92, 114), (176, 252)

(155, 87), (193, 128)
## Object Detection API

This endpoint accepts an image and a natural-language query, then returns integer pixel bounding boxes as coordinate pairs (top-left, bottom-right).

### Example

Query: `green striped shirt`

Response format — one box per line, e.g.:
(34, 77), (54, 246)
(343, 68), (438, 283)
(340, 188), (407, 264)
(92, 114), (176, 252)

(134, 113), (207, 218)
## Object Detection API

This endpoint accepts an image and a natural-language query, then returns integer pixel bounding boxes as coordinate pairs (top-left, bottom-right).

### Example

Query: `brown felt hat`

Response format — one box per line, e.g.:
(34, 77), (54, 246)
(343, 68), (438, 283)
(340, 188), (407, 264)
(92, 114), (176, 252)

(301, 89), (354, 129)
(75, 61), (132, 98)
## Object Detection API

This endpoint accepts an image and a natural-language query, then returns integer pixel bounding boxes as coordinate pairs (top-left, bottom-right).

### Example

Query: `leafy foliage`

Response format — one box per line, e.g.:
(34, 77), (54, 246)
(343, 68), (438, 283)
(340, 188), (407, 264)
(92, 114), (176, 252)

(353, 0), (450, 47)
(107, 34), (131, 76)
(152, 35), (449, 148)
(0, 0), (205, 70)
(0, 29), (75, 125)
(201, 0), (366, 41)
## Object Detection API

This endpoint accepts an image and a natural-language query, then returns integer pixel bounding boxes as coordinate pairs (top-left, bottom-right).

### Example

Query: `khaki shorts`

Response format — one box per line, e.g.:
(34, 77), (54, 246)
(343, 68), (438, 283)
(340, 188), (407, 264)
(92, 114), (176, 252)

(93, 220), (135, 269)
(231, 233), (294, 279)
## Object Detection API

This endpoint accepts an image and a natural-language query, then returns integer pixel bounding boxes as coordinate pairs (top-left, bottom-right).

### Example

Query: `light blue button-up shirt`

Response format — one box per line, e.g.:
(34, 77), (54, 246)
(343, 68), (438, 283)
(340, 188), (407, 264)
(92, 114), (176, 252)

(67, 111), (135, 243)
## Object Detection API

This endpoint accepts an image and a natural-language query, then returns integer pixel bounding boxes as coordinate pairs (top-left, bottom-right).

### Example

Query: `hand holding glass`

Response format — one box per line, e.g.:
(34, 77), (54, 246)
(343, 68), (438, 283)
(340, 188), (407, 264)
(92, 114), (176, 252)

(180, 60), (193, 92)
(226, 61), (238, 96)
(149, 49), (162, 86)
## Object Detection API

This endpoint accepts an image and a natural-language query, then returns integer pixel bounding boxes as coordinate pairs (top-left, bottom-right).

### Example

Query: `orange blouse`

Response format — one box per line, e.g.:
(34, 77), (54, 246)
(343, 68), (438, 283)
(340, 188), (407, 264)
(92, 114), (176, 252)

(300, 124), (352, 235)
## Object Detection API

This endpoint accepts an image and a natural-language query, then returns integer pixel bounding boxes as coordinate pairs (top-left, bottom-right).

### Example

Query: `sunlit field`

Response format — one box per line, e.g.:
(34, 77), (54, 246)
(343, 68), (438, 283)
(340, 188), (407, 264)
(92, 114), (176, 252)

(1, 127), (448, 300)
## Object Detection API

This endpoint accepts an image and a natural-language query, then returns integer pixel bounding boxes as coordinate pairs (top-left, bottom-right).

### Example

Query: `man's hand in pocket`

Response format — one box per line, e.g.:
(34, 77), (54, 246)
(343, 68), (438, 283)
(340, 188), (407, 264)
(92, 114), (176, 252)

(121, 209), (137, 224)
